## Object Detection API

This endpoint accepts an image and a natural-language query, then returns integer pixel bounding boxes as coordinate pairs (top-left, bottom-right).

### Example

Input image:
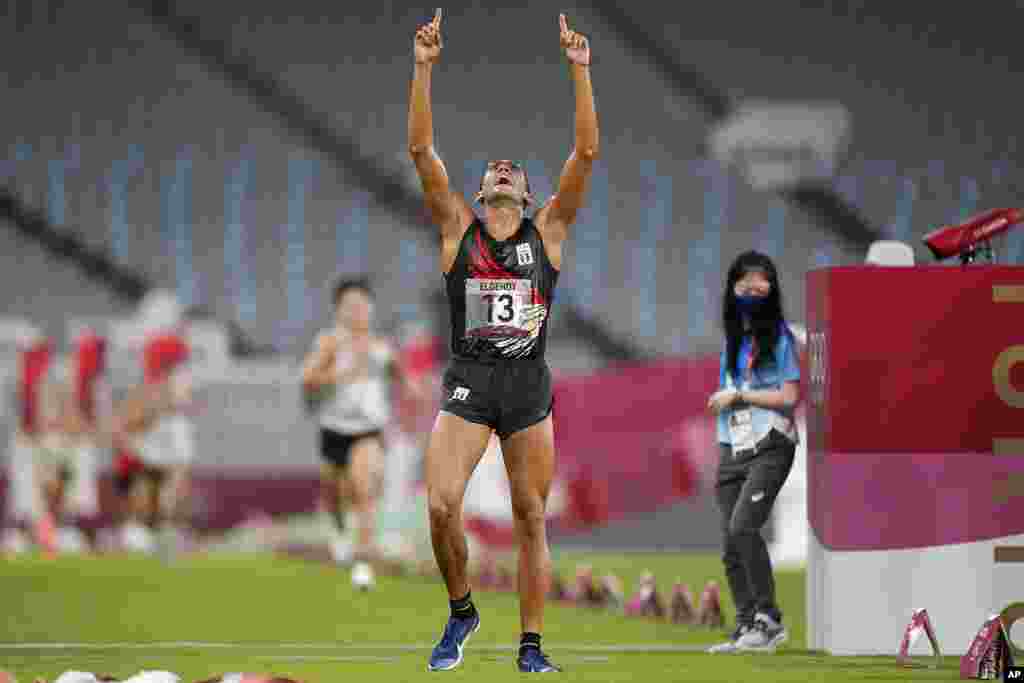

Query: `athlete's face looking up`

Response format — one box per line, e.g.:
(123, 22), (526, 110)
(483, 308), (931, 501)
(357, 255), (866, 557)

(335, 288), (373, 333)
(478, 160), (532, 208)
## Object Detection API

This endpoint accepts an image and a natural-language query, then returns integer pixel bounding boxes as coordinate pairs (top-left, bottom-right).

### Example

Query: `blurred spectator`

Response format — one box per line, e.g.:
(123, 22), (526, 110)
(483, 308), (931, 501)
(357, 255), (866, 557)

(49, 673), (178, 683)
(67, 328), (109, 534)
(111, 289), (195, 553)
(38, 674), (303, 683)
(378, 318), (441, 560)
(35, 354), (88, 553)
(4, 328), (51, 552)
(393, 319), (443, 441)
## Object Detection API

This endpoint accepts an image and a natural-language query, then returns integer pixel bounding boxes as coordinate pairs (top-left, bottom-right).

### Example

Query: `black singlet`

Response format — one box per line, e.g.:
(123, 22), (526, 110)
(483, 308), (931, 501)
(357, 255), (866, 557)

(444, 217), (559, 362)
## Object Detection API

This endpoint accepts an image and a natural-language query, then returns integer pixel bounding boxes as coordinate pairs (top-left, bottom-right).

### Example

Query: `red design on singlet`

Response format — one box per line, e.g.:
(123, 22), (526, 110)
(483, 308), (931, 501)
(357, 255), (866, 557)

(470, 228), (516, 279)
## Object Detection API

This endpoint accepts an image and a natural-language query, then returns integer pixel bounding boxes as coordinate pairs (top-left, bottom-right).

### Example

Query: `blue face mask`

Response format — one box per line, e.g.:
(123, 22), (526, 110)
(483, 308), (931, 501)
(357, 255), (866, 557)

(735, 294), (768, 316)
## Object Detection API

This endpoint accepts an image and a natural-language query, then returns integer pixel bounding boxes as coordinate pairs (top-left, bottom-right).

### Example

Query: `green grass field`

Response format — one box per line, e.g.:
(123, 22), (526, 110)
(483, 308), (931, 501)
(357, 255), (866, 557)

(1, 550), (961, 681)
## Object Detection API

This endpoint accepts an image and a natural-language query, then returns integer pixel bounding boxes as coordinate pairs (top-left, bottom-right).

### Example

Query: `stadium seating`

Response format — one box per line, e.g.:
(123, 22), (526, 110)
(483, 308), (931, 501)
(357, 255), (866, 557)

(8, 1), (1024, 362)
(0, 219), (128, 340)
(5, 2), (1024, 362)
(615, 2), (1023, 260)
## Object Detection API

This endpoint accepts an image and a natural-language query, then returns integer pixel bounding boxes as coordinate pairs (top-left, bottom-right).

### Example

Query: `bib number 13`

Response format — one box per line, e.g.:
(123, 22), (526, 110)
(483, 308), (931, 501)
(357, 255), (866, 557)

(483, 293), (515, 324)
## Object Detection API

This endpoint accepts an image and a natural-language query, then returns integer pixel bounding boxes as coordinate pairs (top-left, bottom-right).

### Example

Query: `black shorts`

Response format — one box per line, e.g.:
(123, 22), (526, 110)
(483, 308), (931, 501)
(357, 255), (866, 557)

(320, 428), (382, 468)
(113, 464), (167, 496)
(440, 359), (553, 439)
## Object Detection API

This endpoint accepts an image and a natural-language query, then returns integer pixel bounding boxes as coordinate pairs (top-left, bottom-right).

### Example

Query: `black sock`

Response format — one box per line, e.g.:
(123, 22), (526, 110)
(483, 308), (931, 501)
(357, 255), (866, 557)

(450, 591), (477, 620)
(331, 506), (346, 532)
(519, 631), (541, 656)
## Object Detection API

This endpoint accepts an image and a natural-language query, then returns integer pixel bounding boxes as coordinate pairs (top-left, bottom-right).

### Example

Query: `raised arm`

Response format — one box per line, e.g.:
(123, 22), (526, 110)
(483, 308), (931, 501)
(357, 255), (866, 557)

(301, 332), (338, 391)
(536, 14), (599, 251)
(302, 331), (374, 393)
(408, 8), (474, 267)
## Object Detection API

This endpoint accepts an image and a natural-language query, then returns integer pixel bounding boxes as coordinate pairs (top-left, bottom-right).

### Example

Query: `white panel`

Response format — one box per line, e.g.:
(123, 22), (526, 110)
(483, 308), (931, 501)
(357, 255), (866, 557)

(809, 531), (1024, 655)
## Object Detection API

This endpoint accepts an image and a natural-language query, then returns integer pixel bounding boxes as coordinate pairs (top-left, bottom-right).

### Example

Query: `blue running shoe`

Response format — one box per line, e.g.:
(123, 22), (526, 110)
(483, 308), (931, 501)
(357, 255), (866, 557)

(517, 647), (562, 672)
(427, 613), (481, 671)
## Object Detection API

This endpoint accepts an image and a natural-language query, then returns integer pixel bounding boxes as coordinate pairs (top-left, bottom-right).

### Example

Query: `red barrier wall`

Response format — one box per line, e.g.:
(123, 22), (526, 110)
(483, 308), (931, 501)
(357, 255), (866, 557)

(1, 356), (726, 532)
(806, 266), (1024, 551)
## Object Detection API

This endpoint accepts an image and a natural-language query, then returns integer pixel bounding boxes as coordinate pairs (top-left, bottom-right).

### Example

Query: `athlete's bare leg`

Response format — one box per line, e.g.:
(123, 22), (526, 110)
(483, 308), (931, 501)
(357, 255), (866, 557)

(348, 436), (384, 558)
(39, 463), (66, 520)
(500, 415), (556, 635)
(161, 463), (191, 527)
(318, 461), (353, 562)
(133, 473), (160, 528)
(318, 462), (342, 521)
(426, 411), (493, 599)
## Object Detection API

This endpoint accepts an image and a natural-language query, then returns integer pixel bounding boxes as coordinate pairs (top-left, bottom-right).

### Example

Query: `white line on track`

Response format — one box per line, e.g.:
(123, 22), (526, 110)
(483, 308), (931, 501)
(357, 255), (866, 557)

(0, 642), (708, 653)
(482, 655), (613, 662)
(256, 655), (401, 662)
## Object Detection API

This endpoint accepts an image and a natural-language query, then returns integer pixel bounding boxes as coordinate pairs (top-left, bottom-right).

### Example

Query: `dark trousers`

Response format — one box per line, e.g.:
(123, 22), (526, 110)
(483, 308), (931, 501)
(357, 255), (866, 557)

(716, 429), (795, 625)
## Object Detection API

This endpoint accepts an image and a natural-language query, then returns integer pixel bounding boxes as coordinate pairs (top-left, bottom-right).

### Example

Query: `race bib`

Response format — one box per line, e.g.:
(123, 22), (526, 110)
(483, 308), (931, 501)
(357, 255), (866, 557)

(465, 278), (533, 336)
(728, 408), (756, 453)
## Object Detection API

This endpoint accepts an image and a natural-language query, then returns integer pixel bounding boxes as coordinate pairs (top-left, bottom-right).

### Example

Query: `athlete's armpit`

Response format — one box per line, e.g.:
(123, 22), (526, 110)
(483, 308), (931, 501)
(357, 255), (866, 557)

(439, 193), (476, 273)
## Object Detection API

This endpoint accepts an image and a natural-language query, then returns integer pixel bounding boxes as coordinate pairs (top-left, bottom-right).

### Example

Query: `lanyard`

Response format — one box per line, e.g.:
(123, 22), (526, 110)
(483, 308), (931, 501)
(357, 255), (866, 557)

(724, 337), (760, 391)
(742, 337), (759, 386)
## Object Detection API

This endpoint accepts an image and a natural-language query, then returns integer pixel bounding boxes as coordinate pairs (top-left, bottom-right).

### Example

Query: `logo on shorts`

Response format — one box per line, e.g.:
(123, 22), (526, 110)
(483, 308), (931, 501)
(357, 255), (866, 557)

(451, 386), (470, 401)
(751, 491), (765, 502)
(516, 243), (534, 266)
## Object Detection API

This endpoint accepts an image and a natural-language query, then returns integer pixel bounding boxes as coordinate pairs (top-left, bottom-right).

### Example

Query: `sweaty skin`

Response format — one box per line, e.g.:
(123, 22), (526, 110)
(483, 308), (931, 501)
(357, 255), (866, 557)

(408, 6), (598, 644)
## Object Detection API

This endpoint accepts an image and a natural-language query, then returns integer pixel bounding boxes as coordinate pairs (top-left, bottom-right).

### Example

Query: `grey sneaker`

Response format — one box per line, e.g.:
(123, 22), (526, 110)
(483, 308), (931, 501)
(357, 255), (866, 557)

(707, 622), (753, 653)
(735, 612), (788, 652)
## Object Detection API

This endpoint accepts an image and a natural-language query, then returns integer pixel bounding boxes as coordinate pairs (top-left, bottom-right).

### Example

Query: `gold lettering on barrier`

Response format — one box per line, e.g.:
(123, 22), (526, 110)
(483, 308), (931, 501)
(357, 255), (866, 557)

(994, 546), (1024, 563)
(993, 285), (1024, 466)
(993, 472), (1024, 505)
(993, 439), (1024, 457)
(993, 285), (1024, 304)
(993, 348), (1024, 410)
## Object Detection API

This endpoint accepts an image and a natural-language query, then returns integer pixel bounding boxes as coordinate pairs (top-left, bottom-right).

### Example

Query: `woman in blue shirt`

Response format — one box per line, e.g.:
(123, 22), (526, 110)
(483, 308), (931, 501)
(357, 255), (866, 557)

(706, 251), (800, 654)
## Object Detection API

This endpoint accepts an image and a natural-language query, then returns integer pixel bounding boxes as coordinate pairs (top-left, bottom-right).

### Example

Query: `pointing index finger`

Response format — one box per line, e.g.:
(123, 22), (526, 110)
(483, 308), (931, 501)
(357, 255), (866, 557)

(559, 13), (568, 33)
(433, 8), (442, 28)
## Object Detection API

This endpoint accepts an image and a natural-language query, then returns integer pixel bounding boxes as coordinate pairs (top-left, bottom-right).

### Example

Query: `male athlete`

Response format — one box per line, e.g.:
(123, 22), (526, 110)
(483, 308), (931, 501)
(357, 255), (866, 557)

(7, 328), (51, 549)
(408, 8), (598, 672)
(112, 377), (172, 552)
(35, 353), (77, 552)
(111, 320), (192, 554)
(141, 318), (195, 547)
(32, 330), (109, 554)
(302, 278), (422, 588)
(66, 328), (109, 532)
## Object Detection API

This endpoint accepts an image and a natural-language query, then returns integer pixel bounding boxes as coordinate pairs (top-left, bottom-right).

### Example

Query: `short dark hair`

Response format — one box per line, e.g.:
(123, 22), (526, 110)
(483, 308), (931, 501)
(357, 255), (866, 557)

(332, 276), (373, 307)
